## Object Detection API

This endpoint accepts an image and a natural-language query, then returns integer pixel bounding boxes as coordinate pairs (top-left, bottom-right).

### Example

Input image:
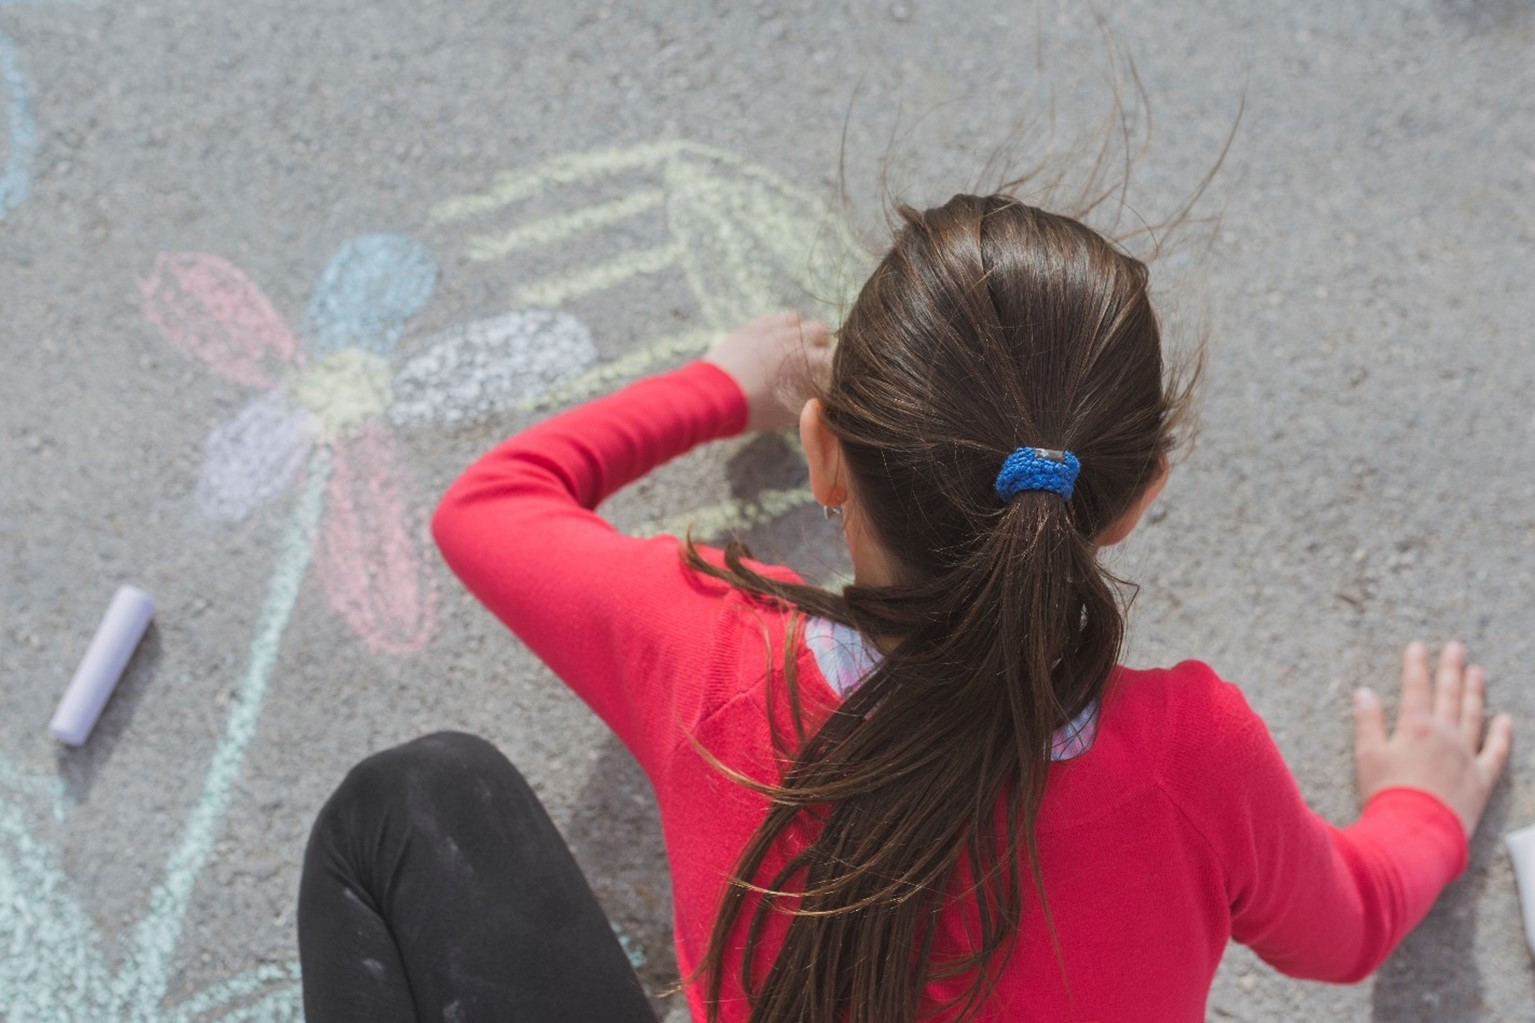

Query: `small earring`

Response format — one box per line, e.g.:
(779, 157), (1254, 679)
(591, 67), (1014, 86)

(822, 503), (843, 521)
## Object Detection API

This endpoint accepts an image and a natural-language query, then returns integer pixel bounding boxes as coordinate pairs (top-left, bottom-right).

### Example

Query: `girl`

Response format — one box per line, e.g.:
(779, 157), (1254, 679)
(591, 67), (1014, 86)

(297, 194), (1512, 1023)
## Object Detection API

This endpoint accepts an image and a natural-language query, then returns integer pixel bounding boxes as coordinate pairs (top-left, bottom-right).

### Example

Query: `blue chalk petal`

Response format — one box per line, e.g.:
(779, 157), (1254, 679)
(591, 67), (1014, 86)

(304, 234), (438, 356)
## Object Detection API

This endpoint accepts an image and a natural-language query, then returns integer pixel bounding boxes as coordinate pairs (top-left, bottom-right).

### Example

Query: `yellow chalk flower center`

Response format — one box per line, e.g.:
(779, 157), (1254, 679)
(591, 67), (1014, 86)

(286, 349), (393, 443)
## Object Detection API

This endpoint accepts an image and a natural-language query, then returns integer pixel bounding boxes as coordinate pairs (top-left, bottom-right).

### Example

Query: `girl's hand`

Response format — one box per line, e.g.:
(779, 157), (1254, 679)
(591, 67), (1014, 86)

(704, 311), (832, 433)
(1353, 641), (1513, 839)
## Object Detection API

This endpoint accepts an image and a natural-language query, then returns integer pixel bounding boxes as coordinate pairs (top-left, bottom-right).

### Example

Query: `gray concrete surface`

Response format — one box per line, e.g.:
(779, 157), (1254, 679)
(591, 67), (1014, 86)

(2, 0), (1533, 1019)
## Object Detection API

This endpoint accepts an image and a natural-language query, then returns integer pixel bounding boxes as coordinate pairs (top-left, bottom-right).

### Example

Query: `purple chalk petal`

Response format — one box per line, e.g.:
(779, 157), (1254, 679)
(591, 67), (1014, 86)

(195, 390), (315, 522)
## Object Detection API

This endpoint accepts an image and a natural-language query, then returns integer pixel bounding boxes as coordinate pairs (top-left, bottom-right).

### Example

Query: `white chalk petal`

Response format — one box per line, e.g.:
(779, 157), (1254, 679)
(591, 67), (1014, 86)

(195, 390), (315, 523)
(388, 309), (599, 429)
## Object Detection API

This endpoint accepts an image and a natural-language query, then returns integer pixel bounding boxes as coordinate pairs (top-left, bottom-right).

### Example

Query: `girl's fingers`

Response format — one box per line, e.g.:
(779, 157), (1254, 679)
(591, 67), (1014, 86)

(1476, 713), (1514, 781)
(797, 333), (832, 365)
(1461, 665), (1487, 748)
(1398, 640), (1432, 725)
(1353, 687), (1387, 755)
(1432, 641), (1466, 722)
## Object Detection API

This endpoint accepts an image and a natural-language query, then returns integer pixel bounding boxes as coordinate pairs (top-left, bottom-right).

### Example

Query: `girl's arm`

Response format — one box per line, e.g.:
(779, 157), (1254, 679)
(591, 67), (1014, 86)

(1164, 652), (1506, 982)
(431, 356), (753, 773)
(431, 312), (831, 775)
(1217, 699), (1465, 982)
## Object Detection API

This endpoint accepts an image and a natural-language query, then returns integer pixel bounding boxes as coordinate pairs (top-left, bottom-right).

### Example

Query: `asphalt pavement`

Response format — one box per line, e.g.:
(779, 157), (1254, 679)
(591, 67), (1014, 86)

(2, 0), (1533, 1019)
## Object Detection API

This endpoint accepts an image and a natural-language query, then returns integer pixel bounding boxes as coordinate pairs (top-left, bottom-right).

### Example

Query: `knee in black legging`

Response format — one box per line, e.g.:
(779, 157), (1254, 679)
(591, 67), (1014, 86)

(324, 731), (517, 825)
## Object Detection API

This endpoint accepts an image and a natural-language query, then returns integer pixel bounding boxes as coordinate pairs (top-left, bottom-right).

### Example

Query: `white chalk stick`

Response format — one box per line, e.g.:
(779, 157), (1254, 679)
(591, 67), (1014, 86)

(49, 585), (155, 746)
(1506, 824), (1535, 957)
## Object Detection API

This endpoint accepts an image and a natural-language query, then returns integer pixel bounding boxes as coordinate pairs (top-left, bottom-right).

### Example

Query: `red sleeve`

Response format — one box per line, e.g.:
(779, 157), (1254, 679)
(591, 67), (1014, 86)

(1159, 662), (1467, 982)
(430, 360), (761, 775)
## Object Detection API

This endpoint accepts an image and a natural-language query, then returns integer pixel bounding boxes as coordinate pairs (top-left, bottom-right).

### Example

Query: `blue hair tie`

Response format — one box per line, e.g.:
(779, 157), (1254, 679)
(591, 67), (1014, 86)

(994, 447), (1080, 502)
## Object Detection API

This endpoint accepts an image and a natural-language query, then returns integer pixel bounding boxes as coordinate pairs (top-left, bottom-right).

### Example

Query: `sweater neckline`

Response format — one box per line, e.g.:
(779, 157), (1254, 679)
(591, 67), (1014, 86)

(801, 615), (1098, 761)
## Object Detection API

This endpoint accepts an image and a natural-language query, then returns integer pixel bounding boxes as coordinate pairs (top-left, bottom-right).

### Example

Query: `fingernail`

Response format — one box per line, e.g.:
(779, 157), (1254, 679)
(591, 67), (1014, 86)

(1353, 688), (1377, 710)
(1406, 640), (1426, 659)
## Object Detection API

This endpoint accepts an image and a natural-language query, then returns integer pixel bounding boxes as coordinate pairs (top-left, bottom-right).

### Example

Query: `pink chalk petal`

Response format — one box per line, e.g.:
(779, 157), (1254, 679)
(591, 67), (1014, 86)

(140, 252), (300, 388)
(313, 424), (436, 656)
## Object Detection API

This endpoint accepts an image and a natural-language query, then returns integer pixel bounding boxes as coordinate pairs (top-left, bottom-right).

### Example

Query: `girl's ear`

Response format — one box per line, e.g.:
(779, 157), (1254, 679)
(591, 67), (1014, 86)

(1096, 458), (1170, 547)
(799, 397), (845, 506)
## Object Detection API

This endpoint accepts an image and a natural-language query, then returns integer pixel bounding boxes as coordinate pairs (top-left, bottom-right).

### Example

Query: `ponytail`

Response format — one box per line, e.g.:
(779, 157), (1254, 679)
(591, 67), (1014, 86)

(687, 194), (1193, 1023)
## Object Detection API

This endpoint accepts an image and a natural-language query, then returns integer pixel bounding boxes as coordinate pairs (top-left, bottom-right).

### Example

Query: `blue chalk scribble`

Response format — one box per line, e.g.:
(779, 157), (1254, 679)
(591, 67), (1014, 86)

(0, 0), (77, 222)
(0, 27), (37, 220)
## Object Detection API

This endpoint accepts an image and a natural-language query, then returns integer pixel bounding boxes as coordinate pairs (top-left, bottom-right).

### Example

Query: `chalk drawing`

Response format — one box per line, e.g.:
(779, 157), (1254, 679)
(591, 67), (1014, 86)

(465, 188), (666, 262)
(197, 391), (313, 522)
(140, 250), (301, 389)
(140, 237), (600, 654)
(433, 140), (863, 333)
(141, 238), (440, 655)
(611, 921), (648, 972)
(389, 308), (598, 427)
(305, 234), (438, 357)
(634, 484), (816, 541)
(432, 139), (866, 538)
(0, 0), (73, 221)
(312, 422), (433, 653)
(0, 26), (36, 220)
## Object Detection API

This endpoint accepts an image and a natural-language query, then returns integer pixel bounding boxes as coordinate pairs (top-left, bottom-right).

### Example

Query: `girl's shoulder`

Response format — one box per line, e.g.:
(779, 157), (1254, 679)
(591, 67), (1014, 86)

(1102, 659), (1277, 787)
(1106, 659), (1251, 722)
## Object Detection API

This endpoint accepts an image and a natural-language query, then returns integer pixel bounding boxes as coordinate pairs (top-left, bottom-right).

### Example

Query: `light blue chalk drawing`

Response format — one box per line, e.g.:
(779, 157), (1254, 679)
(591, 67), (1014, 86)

(306, 235), (439, 356)
(0, 26), (38, 219)
(611, 921), (648, 972)
(0, 0), (75, 221)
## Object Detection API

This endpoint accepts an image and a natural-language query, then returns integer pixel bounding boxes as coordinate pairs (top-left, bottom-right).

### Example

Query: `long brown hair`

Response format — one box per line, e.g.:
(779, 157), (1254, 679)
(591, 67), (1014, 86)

(684, 193), (1198, 1023)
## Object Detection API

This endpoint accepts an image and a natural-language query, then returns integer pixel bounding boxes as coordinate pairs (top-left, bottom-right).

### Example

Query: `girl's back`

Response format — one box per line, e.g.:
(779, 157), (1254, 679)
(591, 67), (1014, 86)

(542, 537), (1463, 1022)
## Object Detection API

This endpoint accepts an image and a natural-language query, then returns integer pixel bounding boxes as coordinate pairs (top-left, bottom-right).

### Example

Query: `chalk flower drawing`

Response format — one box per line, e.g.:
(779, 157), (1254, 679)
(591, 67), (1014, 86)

(141, 235), (599, 654)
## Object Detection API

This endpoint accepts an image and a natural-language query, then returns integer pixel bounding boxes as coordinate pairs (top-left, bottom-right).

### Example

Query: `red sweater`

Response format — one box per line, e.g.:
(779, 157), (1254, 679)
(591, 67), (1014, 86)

(431, 360), (1467, 1022)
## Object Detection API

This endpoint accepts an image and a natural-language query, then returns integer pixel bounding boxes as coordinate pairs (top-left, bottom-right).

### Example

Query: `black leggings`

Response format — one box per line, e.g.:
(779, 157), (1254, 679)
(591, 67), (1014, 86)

(297, 731), (659, 1023)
